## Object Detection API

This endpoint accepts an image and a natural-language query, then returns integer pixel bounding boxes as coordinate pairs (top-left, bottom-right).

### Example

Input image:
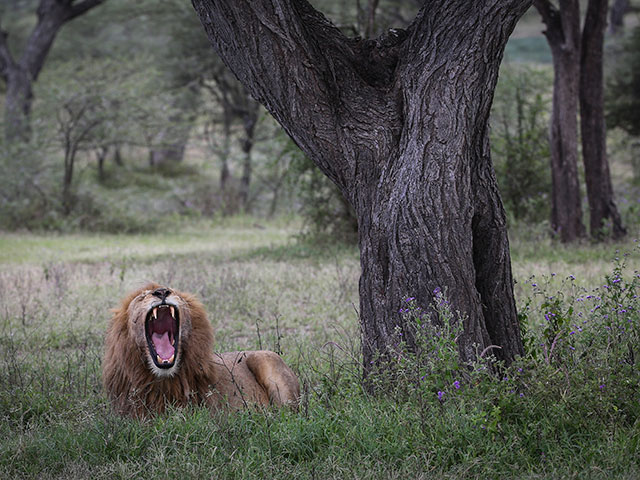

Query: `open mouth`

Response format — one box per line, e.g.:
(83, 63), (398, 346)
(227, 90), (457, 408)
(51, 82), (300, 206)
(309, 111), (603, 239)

(145, 303), (180, 369)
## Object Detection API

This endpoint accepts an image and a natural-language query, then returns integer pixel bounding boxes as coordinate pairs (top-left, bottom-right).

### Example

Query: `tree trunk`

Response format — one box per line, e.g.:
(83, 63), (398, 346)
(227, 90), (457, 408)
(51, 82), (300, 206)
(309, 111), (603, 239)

(580, 0), (626, 239)
(218, 105), (232, 192)
(535, 0), (586, 242)
(96, 145), (108, 181)
(113, 143), (123, 166)
(239, 101), (259, 210)
(62, 142), (77, 215)
(0, 0), (105, 142)
(192, 0), (529, 373)
(3, 66), (34, 142)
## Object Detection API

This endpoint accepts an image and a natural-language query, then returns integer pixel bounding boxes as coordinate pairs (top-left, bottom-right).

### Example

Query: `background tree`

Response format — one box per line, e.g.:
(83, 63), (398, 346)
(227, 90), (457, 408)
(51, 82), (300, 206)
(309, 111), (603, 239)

(533, 0), (585, 242)
(38, 57), (150, 214)
(202, 65), (261, 213)
(0, 0), (105, 142)
(535, 0), (625, 241)
(580, 0), (626, 239)
(192, 0), (530, 374)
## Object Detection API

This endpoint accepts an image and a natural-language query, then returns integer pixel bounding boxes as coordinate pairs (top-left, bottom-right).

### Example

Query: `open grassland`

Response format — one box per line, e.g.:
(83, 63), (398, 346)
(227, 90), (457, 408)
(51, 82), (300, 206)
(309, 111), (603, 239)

(1, 220), (639, 479)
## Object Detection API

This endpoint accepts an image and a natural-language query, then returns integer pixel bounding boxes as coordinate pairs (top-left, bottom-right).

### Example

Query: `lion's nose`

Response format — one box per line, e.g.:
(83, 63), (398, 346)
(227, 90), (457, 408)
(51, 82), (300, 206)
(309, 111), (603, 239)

(152, 288), (171, 300)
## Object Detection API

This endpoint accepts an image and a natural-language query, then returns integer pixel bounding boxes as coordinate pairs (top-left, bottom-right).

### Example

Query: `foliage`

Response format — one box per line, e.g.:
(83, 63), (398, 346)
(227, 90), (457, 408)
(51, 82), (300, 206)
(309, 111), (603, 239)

(606, 26), (640, 138)
(606, 26), (640, 183)
(491, 64), (552, 224)
(287, 143), (359, 244)
(0, 137), (58, 230)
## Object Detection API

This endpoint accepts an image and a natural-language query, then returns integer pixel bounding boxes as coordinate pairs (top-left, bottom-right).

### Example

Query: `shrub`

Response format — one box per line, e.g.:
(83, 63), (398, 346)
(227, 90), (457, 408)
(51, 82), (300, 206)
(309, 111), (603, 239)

(491, 64), (552, 224)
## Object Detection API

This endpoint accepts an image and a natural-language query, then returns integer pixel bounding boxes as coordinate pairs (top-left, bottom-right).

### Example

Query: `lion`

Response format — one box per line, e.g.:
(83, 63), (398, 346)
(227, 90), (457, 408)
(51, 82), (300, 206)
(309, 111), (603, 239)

(102, 283), (300, 417)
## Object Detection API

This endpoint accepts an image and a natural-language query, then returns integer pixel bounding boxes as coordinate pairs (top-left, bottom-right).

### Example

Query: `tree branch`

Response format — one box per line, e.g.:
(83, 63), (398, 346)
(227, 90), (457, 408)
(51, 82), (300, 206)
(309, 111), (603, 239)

(69, 0), (106, 20)
(534, 0), (579, 49)
(533, 0), (557, 26)
(406, 0), (532, 64)
(21, 0), (106, 80)
(191, 0), (380, 194)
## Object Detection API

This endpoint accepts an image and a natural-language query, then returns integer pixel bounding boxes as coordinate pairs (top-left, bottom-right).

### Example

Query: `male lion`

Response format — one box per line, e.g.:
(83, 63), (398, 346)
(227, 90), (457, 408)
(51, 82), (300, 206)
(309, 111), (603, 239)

(103, 283), (300, 417)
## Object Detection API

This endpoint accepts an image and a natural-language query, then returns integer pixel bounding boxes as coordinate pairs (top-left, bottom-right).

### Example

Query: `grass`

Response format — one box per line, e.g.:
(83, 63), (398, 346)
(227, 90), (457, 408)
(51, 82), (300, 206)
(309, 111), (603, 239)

(0, 220), (639, 479)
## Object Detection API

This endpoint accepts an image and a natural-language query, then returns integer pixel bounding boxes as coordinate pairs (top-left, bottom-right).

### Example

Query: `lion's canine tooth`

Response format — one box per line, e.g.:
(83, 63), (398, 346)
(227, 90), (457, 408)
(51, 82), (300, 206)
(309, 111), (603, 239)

(152, 307), (158, 320)
(168, 354), (174, 363)
(171, 337), (175, 346)
(170, 306), (175, 318)
(157, 354), (162, 364)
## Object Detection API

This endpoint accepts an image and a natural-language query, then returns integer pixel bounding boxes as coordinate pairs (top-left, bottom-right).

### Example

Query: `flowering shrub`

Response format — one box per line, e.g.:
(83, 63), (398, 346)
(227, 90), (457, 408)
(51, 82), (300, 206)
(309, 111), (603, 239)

(364, 245), (639, 442)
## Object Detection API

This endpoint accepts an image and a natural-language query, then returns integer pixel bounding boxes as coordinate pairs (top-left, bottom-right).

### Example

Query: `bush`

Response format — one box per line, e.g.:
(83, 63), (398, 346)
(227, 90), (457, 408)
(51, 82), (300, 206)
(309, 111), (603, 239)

(606, 26), (640, 139)
(607, 27), (640, 183)
(286, 136), (358, 244)
(491, 64), (552, 224)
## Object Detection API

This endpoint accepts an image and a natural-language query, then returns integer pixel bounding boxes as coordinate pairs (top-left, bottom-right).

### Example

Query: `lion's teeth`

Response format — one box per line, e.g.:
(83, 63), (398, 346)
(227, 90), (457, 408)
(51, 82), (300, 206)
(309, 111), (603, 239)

(157, 354), (174, 364)
(170, 306), (175, 318)
(152, 307), (158, 320)
(171, 337), (175, 346)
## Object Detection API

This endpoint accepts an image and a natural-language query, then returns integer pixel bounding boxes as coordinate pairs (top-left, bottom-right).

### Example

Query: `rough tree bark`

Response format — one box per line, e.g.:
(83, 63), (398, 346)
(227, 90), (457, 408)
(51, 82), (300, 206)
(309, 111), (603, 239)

(192, 0), (529, 372)
(0, 0), (105, 142)
(534, 0), (586, 242)
(580, 0), (626, 239)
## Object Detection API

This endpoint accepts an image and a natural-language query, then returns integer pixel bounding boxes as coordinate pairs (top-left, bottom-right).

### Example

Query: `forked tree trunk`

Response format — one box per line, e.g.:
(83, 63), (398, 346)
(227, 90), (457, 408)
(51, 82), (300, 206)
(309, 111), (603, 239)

(535, 0), (586, 242)
(192, 0), (529, 372)
(580, 0), (626, 239)
(536, 0), (625, 241)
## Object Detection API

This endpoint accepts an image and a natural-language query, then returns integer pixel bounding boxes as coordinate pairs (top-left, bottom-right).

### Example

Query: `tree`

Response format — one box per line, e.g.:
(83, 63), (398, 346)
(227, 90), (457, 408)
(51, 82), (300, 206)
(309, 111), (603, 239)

(533, 0), (586, 242)
(0, 0), (106, 142)
(580, 0), (626, 239)
(192, 0), (529, 374)
(535, 0), (625, 241)
(38, 57), (142, 213)
(201, 64), (261, 213)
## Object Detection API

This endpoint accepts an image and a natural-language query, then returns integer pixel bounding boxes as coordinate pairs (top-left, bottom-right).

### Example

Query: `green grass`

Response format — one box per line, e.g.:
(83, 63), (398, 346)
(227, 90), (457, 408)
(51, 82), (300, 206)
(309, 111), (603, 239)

(1, 221), (639, 479)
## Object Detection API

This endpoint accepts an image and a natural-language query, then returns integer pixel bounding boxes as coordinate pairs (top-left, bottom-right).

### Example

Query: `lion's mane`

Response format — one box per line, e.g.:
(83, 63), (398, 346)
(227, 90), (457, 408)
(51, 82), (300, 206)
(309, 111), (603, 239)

(102, 283), (218, 416)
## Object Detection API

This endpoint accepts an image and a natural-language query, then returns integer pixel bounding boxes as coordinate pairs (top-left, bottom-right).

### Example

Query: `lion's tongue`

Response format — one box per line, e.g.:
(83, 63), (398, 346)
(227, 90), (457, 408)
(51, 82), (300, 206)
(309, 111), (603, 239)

(152, 332), (174, 360)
